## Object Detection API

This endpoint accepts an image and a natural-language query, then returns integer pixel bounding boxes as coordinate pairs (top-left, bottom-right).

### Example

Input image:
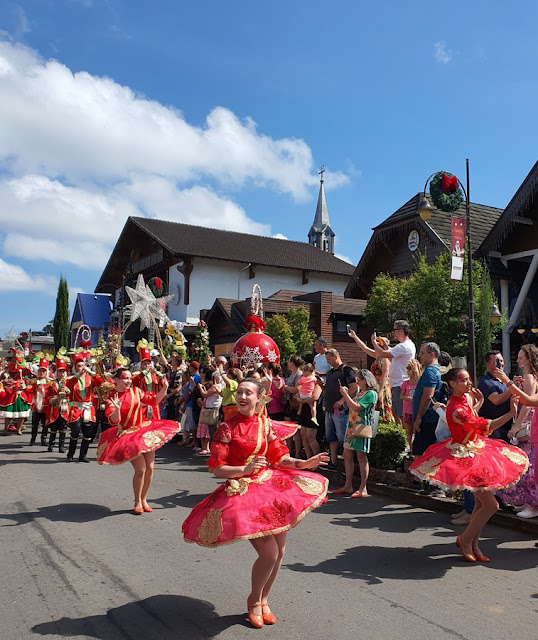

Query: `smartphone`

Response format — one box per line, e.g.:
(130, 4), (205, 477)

(495, 357), (502, 368)
(346, 324), (351, 334)
(373, 328), (378, 335)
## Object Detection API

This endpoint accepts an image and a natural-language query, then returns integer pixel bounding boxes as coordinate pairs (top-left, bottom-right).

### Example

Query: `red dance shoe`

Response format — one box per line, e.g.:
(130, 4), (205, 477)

(246, 597), (264, 629)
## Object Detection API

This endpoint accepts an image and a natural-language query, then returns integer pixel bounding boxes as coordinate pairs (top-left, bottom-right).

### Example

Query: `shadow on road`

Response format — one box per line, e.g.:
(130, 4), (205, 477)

(0, 502), (131, 526)
(286, 540), (538, 585)
(31, 594), (246, 639)
(152, 490), (210, 509)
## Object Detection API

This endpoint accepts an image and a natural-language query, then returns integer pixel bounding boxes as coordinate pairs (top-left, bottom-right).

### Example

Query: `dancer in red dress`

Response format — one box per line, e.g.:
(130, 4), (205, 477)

(410, 368), (527, 562)
(182, 378), (329, 628)
(132, 347), (165, 419)
(96, 368), (180, 514)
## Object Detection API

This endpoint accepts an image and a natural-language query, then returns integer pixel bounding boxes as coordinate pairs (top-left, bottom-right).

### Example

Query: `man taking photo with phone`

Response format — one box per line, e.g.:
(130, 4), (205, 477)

(477, 351), (513, 442)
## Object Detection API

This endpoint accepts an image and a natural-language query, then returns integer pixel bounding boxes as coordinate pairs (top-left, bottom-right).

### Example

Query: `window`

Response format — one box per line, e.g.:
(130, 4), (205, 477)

(336, 320), (358, 333)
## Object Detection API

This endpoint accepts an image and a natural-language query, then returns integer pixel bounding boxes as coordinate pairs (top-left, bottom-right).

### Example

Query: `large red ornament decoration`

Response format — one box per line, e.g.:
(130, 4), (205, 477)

(230, 285), (280, 369)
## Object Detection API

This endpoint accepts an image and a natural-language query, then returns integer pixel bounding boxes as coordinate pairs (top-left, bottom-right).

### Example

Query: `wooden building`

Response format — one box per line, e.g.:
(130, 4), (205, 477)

(204, 289), (368, 368)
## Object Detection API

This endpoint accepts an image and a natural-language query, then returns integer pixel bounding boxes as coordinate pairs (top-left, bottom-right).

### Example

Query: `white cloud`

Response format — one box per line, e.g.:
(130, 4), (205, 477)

(434, 41), (453, 64)
(335, 252), (353, 265)
(0, 38), (351, 274)
(0, 257), (57, 293)
(272, 233), (288, 240)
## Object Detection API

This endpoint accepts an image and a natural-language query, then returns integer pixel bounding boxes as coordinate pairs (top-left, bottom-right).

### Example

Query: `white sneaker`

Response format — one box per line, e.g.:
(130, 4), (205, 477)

(517, 506), (538, 519)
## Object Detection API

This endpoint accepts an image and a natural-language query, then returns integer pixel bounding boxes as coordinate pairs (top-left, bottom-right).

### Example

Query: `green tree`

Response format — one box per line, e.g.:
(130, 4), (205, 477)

(265, 314), (295, 367)
(286, 307), (316, 359)
(53, 277), (70, 352)
(265, 306), (315, 369)
(363, 253), (502, 361)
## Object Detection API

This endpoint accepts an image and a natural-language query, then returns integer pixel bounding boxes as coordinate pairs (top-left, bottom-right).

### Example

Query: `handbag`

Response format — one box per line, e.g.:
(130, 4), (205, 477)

(350, 422), (373, 439)
(371, 410), (380, 438)
(199, 407), (220, 426)
(515, 407), (533, 439)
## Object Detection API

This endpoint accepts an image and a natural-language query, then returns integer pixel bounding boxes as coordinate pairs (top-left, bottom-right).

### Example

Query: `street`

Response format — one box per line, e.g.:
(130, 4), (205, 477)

(1, 435), (537, 640)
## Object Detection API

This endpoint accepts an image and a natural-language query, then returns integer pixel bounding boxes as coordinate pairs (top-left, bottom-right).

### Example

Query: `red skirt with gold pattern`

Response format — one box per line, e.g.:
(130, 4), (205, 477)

(97, 419), (181, 465)
(182, 468), (328, 547)
(410, 436), (529, 492)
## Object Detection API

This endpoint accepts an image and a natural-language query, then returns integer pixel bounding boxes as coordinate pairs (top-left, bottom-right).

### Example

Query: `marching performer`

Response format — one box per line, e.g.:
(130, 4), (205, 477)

(0, 353), (32, 435)
(29, 358), (51, 446)
(45, 357), (70, 453)
(132, 345), (165, 420)
(96, 367), (180, 514)
(65, 354), (103, 463)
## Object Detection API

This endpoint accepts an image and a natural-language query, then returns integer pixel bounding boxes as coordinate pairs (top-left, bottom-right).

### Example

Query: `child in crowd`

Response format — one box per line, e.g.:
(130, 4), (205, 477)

(196, 371), (223, 455)
(400, 358), (422, 453)
(296, 363), (319, 426)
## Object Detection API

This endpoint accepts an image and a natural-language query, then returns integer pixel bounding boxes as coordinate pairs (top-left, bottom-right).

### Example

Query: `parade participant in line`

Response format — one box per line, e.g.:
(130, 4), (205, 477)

(410, 368), (526, 563)
(45, 358), (70, 453)
(182, 379), (329, 628)
(0, 353), (32, 435)
(65, 354), (104, 463)
(29, 359), (51, 446)
(96, 368), (180, 514)
(132, 346), (165, 419)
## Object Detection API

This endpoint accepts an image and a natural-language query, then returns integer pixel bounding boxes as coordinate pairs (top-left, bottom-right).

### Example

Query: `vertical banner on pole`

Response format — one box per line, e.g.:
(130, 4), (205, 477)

(450, 217), (466, 282)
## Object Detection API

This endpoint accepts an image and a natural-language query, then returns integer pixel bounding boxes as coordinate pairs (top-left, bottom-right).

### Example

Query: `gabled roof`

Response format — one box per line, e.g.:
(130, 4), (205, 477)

(480, 161), (538, 254)
(376, 193), (503, 251)
(129, 217), (353, 276)
(344, 193), (503, 299)
(75, 294), (111, 328)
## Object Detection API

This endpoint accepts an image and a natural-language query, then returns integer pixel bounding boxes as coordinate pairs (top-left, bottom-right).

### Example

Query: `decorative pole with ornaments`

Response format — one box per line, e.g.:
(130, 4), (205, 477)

(230, 284), (280, 369)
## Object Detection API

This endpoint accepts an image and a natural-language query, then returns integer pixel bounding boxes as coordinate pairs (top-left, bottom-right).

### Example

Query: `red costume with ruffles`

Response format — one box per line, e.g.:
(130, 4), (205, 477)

(65, 373), (103, 423)
(96, 387), (180, 465)
(410, 396), (529, 491)
(0, 378), (33, 418)
(182, 412), (328, 548)
(132, 370), (164, 419)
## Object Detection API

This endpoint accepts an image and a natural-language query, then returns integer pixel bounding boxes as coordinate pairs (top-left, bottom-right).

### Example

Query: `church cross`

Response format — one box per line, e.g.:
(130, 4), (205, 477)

(319, 165), (325, 183)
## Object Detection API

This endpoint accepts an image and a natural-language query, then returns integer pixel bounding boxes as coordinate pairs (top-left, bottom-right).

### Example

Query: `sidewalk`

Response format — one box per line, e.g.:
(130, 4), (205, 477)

(322, 465), (538, 537)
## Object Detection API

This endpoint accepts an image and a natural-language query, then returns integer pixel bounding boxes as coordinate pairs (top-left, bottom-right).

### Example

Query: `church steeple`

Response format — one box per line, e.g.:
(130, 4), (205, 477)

(308, 166), (335, 253)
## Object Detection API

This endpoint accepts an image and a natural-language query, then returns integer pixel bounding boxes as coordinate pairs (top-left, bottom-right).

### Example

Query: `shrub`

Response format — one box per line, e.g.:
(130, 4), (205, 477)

(369, 421), (407, 470)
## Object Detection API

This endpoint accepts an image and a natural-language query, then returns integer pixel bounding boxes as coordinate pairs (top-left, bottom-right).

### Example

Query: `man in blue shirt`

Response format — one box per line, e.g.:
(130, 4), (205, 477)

(412, 342), (442, 455)
(478, 351), (512, 442)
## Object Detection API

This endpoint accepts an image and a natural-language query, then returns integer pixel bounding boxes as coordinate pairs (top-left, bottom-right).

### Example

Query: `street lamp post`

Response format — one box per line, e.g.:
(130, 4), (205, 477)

(418, 159), (476, 382)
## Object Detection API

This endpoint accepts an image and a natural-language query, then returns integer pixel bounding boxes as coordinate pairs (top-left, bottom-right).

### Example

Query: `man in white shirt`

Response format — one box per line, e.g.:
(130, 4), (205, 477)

(313, 337), (331, 381)
(351, 320), (416, 427)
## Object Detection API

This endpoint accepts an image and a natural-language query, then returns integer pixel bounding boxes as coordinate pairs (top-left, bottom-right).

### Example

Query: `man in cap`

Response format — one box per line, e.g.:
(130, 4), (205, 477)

(45, 357), (70, 453)
(30, 358), (51, 445)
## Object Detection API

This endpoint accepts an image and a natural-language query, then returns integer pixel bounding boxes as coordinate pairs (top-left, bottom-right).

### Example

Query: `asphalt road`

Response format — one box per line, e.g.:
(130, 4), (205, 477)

(1, 432), (537, 640)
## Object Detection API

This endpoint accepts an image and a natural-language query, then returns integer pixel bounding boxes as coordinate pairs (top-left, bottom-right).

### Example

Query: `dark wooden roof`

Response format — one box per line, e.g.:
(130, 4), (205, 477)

(130, 217), (354, 276)
(344, 193), (503, 299)
(376, 193), (503, 251)
(480, 161), (538, 254)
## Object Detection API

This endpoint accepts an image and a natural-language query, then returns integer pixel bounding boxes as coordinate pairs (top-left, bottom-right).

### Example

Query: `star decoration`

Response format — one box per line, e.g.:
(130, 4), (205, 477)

(125, 274), (173, 331)
(241, 346), (263, 369)
(230, 351), (240, 366)
(2, 326), (21, 349)
(266, 349), (278, 363)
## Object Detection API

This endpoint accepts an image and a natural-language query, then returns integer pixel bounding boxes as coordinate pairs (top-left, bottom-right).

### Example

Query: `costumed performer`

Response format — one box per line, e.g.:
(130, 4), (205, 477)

(45, 358), (70, 453)
(65, 354), (104, 463)
(132, 345), (165, 420)
(182, 378), (329, 629)
(29, 358), (51, 446)
(96, 367), (180, 514)
(0, 353), (32, 435)
(410, 368), (527, 563)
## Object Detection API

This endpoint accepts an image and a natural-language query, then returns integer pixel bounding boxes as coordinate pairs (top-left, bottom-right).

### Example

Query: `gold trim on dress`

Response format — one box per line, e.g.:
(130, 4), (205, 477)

(292, 476), (325, 495)
(225, 468), (273, 496)
(197, 508), (224, 546)
(142, 430), (165, 448)
(446, 439), (485, 459)
(415, 456), (442, 477)
(96, 440), (108, 460)
(500, 447), (529, 467)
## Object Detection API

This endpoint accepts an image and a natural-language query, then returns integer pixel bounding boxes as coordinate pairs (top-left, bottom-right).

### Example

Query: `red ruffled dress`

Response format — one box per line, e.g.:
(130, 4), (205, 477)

(96, 388), (181, 465)
(410, 396), (529, 491)
(182, 412), (328, 547)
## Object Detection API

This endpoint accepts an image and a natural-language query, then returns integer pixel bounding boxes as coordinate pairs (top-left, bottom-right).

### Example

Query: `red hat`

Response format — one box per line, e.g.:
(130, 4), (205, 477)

(139, 348), (151, 362)
(38, 358), (49, 370)
(71, 354), (85, 367)
(189, 361), (200, 370)
(55, 358), (67, 371)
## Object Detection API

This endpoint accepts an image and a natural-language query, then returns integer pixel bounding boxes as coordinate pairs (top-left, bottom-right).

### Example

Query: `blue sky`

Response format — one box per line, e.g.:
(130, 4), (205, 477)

(1, 1), (538, 334)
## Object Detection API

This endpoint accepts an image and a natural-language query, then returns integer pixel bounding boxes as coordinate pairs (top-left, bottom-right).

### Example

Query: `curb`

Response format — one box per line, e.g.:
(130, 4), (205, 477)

(322, 468), (538, 536)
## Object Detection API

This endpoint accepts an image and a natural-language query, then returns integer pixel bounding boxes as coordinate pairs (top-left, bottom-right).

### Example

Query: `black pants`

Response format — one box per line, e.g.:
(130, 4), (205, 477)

(412, 418), (439, 456)
(31, 412), (47, 444)
(67, 419), (97, 460)
(48, 417), (67, 451)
